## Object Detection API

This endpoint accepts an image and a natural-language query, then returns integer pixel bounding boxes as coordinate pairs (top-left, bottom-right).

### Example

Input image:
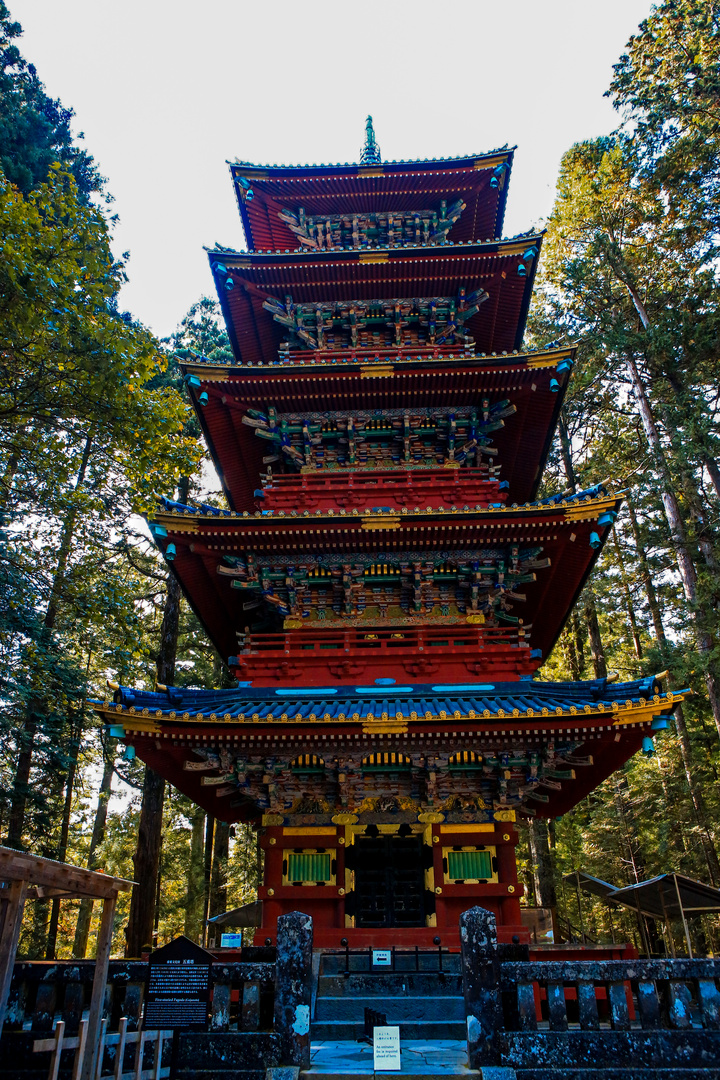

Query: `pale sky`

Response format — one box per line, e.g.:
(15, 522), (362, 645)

(12, 0), (653, 339)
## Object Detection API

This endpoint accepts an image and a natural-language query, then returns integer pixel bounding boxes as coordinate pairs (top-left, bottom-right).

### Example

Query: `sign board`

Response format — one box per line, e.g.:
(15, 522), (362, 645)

(373, 1026), (401, 1071)
(220, 932), (244, 948)
(372, 948), (392, 967)
(144, 935), (212, 1030)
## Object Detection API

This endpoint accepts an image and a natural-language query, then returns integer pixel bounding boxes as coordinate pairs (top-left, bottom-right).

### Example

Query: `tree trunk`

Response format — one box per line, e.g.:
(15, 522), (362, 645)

(626, 498), (667, 644)
(557, 409), (578, 493)
(702, 453), (720, 502)
(528, 820), (558, 910)
(125, 768), (165, 957)
(202, 815), (215, 946)
(571, 609), (586, 678)
(563, 626), (581, 680)
(124, 569), (182, 956)
(584, 590), (607, 679)
(659, 365), (720, 504)
(626, 499), (720, 883)
(611, 528), (643, 659)
(672, 702), (720, 885)
(45, 729), (81, 959)
(210, 822), (230, 921)
(6, 434), (93, 849)
(626, 354), (720, 738)
(73, 754), (114, 958)
(184, 807), (206, 944)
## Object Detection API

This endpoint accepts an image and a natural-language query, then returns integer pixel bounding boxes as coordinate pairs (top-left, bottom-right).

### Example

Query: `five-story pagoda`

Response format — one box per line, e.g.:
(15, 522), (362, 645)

(97, 121), (685, 948)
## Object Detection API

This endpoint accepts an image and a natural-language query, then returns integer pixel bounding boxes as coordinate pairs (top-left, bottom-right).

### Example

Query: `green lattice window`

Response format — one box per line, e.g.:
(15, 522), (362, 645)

(284, 851), (333, 885)
(445, 848), (494, 882)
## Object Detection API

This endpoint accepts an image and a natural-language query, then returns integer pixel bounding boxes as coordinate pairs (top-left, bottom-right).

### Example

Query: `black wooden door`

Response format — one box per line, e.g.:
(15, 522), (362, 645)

(354, 835), (425, 927)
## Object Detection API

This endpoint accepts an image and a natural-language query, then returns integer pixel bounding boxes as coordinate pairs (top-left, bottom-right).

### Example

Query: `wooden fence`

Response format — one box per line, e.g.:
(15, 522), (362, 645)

(32, 1018), (172, 1080)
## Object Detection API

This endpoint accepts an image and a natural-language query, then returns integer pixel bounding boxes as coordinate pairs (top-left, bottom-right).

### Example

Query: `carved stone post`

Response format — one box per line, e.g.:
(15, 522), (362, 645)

(459, 906), (501, 1068)
(274, 911), (313, 1068)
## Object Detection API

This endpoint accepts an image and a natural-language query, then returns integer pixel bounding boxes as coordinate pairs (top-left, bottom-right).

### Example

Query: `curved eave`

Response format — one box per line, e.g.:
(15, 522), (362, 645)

(208, 234), (543, 366)
(95, 690), (686, 731)
(180, 346), (575, 510)
(94, 688), (686, 822)
(230, 149), (516, 251)
(148, 493), (624, 662)
(181, 344), (575, 380)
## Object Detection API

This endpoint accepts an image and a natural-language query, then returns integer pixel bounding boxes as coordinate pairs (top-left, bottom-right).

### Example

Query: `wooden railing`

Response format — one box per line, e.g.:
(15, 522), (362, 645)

(269, 343), (474, 366)
(460, 908), (720, 1074)
(499, 959), (720, 1031)
(2, 916), (313, 1076)
(32, 1018), (172, 1080)
(3, 958), (275, 1038)
(234, 623), (527, 657)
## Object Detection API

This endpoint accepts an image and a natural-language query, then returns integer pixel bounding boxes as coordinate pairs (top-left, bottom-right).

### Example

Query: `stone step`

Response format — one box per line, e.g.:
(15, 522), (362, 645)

(311, 1019), (467, 1041)
(516, 1073), (720, 1080)
(315, 994), (465, 1022)
(317, 972), (463, 997)
(177, 1073), (266, 1079)
(304, 1037), (478, 1078)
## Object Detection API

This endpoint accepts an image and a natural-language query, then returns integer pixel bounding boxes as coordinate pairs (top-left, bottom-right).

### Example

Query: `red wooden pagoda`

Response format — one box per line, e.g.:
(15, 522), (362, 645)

(97, 121), (685, 948)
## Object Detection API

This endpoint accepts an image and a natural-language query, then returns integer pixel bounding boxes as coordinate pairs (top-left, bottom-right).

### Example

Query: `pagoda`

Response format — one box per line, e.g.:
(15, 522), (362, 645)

(97, 121), (685, 948)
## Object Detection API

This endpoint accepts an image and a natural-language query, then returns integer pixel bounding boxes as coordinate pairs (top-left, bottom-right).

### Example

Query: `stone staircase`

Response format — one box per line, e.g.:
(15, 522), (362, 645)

(311, 952), (466, 1042)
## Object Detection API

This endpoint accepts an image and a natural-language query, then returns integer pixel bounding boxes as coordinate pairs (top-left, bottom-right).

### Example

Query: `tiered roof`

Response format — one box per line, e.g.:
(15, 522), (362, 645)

(230, 146), (515, 252)
(209, 236), (541, 365)
(151, 486), (620, 664)
(97, 674), (686, 822)
(181, 346), (574, 509)
(97, 128), (658, 836)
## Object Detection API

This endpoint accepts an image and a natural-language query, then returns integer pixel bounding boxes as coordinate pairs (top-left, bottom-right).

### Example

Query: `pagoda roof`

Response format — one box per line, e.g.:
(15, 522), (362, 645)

(149, 486), (622, 664)
(181, 346), (574, 509)
(229, 148), (515, 251)
(208, 234), (542, 365)
(95, 674), (687, 821)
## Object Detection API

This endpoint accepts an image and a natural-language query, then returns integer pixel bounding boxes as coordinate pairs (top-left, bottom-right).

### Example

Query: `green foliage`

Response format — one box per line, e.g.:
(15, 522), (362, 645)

(7, 0), (720, 959)
(524, 0), (720, 949)
(0, 3), (100, 196)
(609, 0), (720, 240)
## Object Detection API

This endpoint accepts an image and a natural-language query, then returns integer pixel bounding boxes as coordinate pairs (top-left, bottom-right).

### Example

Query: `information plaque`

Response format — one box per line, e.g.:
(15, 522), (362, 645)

(144, 935), (212, 1030)
(373, 1026), (401, 1071)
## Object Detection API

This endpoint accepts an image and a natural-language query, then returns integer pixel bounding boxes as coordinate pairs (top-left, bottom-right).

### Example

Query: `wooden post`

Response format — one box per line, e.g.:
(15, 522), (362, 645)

(81, 894), (116, 1080)
(72, 1018), (88, 1080)
(634, 891), (651, 956)
(673, 874), (693, 958)
(152, 1030), (165, 1080)
(133, 1029), (146, 1079)
(113, 1017), (128, 1080)
(659, 885), (676, 958)
(0, 878), (28, 1033)
(49, 1020), (65, 1080)
(92, 1018), (108, 1080)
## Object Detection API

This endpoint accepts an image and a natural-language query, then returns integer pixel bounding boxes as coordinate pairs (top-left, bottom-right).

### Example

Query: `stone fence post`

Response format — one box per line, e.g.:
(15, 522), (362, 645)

(460, 906), (502, 1068)
(273, 911), (313, 1068)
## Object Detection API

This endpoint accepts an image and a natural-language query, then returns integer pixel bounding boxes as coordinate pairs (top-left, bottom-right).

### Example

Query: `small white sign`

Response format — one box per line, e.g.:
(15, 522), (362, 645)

(372, 949), (392, 967)
(373, 1025), (401, 1071)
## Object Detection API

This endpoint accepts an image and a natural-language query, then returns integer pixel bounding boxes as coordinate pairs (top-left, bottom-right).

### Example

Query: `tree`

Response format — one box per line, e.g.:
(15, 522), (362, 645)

(533, 134), (720, 739)
(609, 0), (720, 243)
(0, 3), (100, 196)
(1, 167), (200, 853)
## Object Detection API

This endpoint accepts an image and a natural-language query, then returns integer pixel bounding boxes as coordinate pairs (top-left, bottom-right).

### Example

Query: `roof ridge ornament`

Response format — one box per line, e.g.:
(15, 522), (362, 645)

(360, 115), (382, 165)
